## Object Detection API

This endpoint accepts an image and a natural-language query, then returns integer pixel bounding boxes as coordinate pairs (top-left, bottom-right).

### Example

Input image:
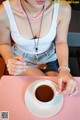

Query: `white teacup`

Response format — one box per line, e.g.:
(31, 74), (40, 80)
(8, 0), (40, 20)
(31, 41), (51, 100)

(32, 80), (59, 106)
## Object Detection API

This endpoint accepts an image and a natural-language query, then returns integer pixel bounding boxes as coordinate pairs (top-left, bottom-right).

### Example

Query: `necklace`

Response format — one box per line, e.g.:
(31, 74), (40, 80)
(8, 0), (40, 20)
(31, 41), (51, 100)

(20, 1), (47, 70)
(20, 1), (45, 52)
(19, 0), (44, 20)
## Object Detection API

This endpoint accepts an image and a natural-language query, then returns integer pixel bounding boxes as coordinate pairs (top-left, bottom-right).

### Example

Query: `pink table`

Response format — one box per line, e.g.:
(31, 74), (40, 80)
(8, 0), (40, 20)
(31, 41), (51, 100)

(0, 76), (80, 120)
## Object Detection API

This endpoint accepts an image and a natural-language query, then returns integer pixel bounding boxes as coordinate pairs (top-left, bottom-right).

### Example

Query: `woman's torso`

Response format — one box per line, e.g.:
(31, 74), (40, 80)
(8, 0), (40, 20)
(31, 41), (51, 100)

(2, 0), (60, 54)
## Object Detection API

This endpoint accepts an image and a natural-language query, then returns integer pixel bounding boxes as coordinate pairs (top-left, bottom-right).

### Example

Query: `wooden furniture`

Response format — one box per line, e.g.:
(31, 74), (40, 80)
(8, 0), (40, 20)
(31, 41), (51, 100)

(0, 57), (5, 78)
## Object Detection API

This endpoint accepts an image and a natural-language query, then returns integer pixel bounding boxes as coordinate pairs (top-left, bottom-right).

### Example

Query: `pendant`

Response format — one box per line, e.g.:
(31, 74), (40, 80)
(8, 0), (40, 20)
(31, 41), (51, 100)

(35, 47), (38, 52)
(38, 63), (47, 70)
(33, 46), (38, 52)
(33, 36), (37, 39)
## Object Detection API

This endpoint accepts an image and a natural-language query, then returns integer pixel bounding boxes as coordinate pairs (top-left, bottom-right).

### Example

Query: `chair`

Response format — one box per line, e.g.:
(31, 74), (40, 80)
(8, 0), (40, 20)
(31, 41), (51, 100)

(68, 9), (80, 76)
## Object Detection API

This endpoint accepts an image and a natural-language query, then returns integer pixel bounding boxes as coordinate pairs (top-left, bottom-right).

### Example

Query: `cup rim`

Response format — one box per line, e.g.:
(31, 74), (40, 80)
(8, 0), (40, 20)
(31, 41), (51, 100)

(32, 80), (58, 105)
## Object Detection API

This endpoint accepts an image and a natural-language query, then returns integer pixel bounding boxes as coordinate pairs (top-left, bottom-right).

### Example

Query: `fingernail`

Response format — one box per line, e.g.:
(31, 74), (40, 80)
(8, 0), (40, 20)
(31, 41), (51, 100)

(69, 94), (72, 96)
(59, 90), (61, 93)
(59, 90), (62, 94)
(59, 89), (63, 93)
(24, 62), (26, 65)
(26, 66), (28, 68)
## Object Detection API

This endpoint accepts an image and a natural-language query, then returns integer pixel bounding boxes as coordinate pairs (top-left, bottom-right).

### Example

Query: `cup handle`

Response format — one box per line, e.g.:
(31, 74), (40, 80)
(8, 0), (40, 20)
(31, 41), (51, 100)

(55, 91), (59, 96)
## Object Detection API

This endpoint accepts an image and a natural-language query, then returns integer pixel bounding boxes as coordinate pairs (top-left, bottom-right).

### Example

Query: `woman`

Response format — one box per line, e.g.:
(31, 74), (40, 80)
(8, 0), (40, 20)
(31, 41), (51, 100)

(0, 0), (78, 95)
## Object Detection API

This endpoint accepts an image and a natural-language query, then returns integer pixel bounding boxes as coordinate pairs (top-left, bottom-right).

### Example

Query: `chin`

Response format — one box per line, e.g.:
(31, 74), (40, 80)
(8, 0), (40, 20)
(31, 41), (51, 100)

(34, 4), (45, 8)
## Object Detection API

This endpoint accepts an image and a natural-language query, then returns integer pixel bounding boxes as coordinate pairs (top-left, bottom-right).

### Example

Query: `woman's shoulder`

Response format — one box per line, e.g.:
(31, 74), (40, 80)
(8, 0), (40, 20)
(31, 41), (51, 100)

(0, 3), (8, 24)
(59, 1), (71, 15)
(0, 0), (16, 26)
(57, 1), (71, 21)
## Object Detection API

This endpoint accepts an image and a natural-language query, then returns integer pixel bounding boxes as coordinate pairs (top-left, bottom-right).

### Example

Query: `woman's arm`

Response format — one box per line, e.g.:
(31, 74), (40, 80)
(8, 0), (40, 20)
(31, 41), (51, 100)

(0, 5), (27, 75)
(56, 3), (71, 68)
(0, 5), (13, 64)
(55, 3), (78, 95)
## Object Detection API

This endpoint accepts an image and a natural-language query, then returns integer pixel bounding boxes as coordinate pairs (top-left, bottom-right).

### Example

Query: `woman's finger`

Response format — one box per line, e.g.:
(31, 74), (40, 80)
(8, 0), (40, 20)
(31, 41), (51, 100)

(8, 61), (26, 66)
(58, 78), (64, 92)
(58, 78), (68, 94)
(59, 79), (73, 94)
(70, 85), (78, 96)
(8, 56), (25, 63)
(69, 81), (76, 95)
(7, 64), (28, 75)
(15, 69), (26, 74)
(8, 68), (27, 73)
(7, 64), (28, 70)
(8, 68), (26, 75)
(72, 86), (78, 95)
(60, 83), (71, 94)
(14, 56), (25, 62)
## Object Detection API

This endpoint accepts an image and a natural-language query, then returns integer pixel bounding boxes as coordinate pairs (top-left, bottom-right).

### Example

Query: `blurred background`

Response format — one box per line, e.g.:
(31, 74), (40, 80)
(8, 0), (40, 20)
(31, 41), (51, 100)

(67, 0), (80, 76)
(0, 0), (80, 77)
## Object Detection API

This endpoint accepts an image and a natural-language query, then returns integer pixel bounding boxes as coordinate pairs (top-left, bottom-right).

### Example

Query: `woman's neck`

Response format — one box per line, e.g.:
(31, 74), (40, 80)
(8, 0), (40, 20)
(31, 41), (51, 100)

(20, 0), (43, 17)
(20, 0), (52, 17)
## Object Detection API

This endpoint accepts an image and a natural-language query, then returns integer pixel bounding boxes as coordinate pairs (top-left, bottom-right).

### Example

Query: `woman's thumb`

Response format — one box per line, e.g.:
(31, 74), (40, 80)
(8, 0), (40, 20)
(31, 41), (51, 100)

(58, 78), (63, 93)
(15, 56), (25, 62)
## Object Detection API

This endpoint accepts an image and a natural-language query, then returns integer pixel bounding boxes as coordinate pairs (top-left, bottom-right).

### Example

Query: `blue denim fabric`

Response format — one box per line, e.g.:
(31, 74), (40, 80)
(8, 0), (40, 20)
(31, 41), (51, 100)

(12, 44), (58, 72)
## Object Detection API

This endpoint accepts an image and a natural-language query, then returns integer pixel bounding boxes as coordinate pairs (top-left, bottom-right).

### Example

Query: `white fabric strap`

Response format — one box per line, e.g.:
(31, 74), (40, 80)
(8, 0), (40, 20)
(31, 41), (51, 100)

(52, 3), (59, 26)
(3, 0), (18, 32)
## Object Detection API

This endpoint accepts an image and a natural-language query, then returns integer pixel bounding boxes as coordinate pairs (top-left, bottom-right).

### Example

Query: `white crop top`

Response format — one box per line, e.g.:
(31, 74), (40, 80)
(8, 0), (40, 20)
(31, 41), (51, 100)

(3, 0), (59, 54)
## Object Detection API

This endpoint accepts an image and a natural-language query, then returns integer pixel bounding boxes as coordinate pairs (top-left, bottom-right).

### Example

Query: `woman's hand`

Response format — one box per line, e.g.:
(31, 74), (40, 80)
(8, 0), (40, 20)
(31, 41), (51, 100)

(58, 69), (78, 95)
(6, 56), (28, 75)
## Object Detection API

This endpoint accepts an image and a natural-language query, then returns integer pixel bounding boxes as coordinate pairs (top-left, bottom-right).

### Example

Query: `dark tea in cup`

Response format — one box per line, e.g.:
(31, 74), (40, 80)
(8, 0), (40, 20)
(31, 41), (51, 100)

(33, 80), (58, 105)
(35, 85), (54, 102)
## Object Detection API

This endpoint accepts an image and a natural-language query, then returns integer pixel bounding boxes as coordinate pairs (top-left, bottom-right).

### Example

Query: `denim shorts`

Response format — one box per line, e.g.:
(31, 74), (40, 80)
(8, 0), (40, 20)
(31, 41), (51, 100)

(12, 44), (59, 73)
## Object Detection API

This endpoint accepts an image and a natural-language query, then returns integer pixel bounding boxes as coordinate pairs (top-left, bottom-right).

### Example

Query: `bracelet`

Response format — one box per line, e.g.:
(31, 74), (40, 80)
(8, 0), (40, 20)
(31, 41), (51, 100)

(58, 65), (70, 73)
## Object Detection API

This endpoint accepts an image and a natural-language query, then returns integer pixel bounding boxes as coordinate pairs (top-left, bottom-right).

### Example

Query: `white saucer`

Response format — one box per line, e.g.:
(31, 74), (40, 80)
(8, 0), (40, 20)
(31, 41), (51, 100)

(24, 80), (63, 117)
